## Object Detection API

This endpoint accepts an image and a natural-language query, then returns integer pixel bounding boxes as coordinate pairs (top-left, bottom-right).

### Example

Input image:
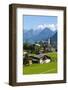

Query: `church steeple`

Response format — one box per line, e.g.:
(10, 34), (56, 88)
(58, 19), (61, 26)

(48, 38), (50, 46)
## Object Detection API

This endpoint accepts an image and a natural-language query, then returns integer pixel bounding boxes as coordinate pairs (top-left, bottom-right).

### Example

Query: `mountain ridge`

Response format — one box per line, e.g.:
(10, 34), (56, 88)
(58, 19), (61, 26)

(24, 28), (57, 44)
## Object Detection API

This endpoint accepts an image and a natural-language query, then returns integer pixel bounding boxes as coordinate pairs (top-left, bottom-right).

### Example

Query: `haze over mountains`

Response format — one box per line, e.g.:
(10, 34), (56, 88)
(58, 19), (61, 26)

(23, 27), (57, 44)
(51, 31), (57, 48)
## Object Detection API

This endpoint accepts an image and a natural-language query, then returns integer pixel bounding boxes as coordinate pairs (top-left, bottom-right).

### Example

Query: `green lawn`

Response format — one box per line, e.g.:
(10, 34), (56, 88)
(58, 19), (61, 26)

(23, 52), (57, 75)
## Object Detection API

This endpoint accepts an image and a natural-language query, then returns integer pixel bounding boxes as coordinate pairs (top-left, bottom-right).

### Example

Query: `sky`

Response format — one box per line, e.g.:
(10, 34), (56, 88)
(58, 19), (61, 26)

(23, 15), (57, 31)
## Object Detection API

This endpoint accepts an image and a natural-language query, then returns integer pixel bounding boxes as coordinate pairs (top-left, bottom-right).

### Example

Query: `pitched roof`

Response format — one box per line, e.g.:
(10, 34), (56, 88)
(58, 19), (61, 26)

(35, 54), (45, 58)
(30, 54), (50, 59)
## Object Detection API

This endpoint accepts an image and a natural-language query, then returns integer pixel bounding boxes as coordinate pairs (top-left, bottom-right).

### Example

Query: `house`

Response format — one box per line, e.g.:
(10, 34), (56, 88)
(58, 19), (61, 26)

(23, 52), (51, 65)
(29, 54), (51, 64)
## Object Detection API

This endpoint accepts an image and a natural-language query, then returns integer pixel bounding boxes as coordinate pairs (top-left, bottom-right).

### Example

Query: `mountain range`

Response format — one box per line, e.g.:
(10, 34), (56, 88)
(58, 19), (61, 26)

(23, 28), (57, 44)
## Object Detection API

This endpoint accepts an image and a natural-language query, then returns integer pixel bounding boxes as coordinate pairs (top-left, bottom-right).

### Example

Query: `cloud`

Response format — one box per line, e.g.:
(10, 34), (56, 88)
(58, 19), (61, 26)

(36, 24), (45, 30)
(36, 24), (57, 31)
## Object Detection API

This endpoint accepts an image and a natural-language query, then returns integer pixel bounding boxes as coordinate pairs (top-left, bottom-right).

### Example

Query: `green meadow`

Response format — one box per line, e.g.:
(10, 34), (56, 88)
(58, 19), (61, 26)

(23, 52), (57, 75)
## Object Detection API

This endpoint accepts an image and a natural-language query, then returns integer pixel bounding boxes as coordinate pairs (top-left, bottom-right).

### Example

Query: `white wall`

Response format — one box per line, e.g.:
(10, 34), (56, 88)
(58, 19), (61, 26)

(0, 0), (68, 90)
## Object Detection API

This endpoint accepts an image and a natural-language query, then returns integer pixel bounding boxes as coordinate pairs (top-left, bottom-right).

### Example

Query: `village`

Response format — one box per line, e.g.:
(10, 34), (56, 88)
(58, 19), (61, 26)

(23, 38), (57, 65)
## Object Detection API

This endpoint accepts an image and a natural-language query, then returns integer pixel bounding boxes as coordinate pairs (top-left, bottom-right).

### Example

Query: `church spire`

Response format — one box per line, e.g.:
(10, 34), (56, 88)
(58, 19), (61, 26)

(48, 38), (50, 45)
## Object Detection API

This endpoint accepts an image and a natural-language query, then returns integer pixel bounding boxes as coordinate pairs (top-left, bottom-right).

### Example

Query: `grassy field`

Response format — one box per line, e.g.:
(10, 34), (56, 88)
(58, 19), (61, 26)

(23, 52), (57, 75)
